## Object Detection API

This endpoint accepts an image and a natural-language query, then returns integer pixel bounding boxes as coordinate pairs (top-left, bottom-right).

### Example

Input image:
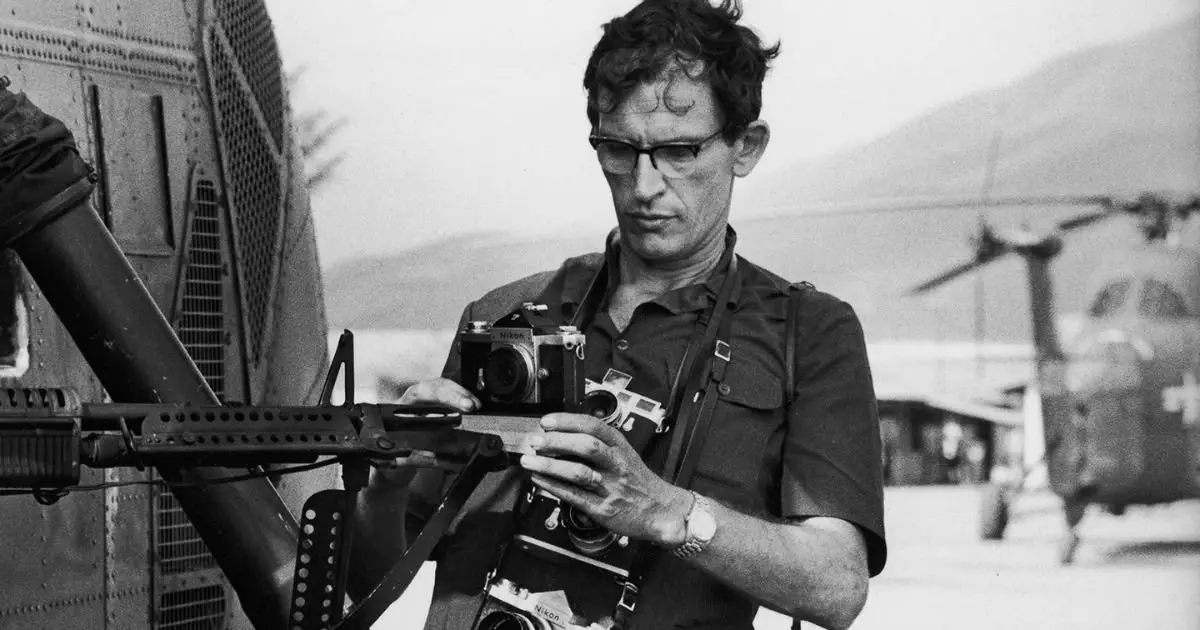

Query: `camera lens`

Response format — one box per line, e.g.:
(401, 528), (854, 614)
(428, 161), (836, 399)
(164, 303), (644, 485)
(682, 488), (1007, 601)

(582, 389), (619, 423)
(485, 346), (534, 402)
(564, 507), (617, 556)
(478, 611), (542, 630)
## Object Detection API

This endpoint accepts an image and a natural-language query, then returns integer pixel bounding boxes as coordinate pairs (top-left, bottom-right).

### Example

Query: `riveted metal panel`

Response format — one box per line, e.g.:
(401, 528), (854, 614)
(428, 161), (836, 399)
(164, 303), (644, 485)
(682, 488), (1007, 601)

(2, 1), (81, 32)
(0, 35), (112, 630)
(105, 468), (154, 629)
(0, 4), (197, 85)
(0, 422), (106, 628)
(85, 0), (197, 52)
(91, 86), (176, 255)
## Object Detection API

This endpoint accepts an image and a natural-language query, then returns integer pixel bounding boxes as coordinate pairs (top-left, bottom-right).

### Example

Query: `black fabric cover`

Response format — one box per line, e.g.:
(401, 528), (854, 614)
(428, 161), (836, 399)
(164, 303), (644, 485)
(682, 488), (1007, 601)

(0, 88), (92, 221)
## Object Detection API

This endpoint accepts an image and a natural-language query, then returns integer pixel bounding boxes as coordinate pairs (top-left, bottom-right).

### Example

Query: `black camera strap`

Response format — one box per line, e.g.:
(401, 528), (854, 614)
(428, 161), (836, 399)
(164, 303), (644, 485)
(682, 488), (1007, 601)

(612, 258), (740, 629)
(557, 239), (743, 629)
(658, 256), (738, 484)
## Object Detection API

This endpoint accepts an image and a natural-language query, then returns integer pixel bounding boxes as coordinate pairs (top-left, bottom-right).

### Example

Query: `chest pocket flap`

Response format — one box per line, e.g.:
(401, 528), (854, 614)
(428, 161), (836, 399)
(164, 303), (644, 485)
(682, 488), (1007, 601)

(690, 359), (783, 510)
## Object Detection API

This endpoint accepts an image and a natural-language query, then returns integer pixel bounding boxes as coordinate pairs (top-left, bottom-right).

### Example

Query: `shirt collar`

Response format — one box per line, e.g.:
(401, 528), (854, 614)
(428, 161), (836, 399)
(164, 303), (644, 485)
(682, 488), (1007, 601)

(559, 226), (743, 315)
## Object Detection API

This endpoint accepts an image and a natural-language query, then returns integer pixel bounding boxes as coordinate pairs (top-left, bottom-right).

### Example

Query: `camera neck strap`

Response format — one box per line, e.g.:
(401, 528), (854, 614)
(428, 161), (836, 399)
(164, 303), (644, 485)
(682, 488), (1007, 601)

(658, 256), (738, 485)
(613, 259), (740, 629)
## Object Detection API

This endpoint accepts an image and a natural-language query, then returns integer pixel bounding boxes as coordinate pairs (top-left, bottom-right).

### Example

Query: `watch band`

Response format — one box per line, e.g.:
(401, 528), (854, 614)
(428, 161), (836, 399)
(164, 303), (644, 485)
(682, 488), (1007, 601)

(671, 492), (715, 560)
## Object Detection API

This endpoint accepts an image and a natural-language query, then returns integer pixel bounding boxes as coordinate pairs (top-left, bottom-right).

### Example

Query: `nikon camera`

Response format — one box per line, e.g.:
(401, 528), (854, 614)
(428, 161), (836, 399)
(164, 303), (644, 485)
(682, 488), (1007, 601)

(474, 578), (614, 630)
(458, 303), (586, 415)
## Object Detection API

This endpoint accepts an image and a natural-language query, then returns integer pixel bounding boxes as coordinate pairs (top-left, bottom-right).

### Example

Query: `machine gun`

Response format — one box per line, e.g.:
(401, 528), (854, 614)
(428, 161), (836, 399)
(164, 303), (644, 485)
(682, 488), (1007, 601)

(0, 331), (509, 630)
(0, 83), (517, 628)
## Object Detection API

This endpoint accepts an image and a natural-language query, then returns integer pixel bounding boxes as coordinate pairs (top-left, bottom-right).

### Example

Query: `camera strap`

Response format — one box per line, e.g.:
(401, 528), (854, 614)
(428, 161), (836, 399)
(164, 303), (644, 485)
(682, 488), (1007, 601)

(658, 256), (738, 485)
(612, 258), (740, 629)
(613, 278), (811, 629)
(560, 239), (741, 629)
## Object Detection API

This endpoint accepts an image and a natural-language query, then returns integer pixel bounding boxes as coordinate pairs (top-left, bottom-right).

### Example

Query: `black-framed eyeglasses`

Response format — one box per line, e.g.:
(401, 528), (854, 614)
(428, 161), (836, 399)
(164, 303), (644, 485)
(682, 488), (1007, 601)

(588, 129), (725, 178)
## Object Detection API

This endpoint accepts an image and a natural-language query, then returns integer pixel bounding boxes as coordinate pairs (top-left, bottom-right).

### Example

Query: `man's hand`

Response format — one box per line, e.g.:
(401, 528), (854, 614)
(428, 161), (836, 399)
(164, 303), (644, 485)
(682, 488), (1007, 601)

(370, 378), (481, 484)
(395, 377), (480, 411)
(518, 413), (693, 546)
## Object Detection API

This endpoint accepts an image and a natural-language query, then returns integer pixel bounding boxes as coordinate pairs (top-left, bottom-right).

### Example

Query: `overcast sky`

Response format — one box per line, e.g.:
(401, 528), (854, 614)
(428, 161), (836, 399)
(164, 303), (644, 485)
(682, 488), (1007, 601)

(264, 0), (1199, 266)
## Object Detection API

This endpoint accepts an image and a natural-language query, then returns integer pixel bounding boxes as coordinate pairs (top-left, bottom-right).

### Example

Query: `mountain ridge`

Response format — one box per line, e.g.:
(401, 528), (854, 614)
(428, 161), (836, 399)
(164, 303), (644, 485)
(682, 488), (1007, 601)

(324, 16), (1199, 342)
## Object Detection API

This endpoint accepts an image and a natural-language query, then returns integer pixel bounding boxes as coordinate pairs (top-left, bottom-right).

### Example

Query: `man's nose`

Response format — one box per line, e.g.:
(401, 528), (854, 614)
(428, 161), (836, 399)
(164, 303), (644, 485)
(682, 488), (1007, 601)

(632, 153), (666, 201)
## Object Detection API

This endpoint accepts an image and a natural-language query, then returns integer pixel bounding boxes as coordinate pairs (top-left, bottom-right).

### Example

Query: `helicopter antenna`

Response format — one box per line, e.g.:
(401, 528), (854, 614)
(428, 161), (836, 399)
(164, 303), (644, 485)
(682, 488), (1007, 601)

(975, 102), (1007, 383)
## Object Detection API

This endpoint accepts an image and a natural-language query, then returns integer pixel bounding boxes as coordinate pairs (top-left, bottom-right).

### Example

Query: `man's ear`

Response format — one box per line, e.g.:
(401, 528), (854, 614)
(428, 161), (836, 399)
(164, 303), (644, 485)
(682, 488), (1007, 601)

(733, 120), (770, 178)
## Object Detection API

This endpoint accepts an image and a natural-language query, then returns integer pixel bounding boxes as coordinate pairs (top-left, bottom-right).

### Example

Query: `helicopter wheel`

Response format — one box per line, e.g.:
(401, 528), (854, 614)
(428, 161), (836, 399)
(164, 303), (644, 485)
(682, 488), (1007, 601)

(1058, 497), (1087, 565)
(979, 483), (1010, 540)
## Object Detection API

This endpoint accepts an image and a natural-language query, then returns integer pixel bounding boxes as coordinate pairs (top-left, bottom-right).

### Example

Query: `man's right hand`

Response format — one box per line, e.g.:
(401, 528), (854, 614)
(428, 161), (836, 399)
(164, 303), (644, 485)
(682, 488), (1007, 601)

(394, 377), (481, 412)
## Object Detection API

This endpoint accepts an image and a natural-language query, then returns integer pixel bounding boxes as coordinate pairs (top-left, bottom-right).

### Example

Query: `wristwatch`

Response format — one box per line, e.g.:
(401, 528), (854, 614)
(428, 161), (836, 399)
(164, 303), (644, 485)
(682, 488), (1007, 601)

(671, 491), (717, 559)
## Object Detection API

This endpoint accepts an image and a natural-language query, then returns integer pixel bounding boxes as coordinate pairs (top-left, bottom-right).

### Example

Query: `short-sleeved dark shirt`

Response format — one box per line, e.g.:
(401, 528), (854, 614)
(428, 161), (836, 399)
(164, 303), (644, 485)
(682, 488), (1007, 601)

(411, 227), (886, 629)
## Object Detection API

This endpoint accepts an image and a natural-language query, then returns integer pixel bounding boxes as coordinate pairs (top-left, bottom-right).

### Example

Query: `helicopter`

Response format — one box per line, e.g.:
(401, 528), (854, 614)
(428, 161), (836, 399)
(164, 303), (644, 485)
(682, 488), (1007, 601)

(0, 1), (335, 628)
(898, 191), (1200, 564)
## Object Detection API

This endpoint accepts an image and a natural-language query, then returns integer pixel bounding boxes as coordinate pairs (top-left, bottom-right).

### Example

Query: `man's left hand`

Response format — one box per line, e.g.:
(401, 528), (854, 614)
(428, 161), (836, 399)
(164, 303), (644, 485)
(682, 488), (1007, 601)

(519, 413), (692, 546)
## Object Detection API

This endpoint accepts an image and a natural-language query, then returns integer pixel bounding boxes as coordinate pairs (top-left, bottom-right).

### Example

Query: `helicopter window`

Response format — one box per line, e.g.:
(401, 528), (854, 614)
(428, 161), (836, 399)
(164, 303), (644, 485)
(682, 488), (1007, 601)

(0, 252), (29, 377)
(1087, 279), (1132, 317)
(1137, 278), (1190, 318)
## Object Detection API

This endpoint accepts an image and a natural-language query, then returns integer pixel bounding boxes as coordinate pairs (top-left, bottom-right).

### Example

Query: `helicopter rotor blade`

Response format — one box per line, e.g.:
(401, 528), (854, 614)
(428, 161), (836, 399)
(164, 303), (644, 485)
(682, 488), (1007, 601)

(1056, 208), (1117, 232)
(908, 258), (993, 294)
(907, 219), (1018, 295)
(760, 193), (1120, 220)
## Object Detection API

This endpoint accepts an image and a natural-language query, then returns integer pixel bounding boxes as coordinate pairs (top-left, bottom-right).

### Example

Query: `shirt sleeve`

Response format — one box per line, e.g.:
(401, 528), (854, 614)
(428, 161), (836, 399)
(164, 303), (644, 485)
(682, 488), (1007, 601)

(439, 301), (472, 381)
(779, 294), (887, 576)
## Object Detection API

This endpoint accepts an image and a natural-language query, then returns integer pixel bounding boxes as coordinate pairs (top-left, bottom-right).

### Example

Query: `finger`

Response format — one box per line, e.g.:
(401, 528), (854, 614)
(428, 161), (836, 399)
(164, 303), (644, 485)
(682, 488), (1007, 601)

(397, 378), (480, 411)
(541, 412), (624, 445)
(530, 473), (596, 511)
(529, 432), (615, 470)
(520, 454), (604, 493)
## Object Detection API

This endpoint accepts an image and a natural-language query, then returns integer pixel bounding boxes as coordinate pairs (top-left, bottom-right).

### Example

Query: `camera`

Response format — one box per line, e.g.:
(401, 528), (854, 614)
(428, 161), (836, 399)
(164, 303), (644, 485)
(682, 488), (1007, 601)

(459, 303), (586, 415)
(474, 578), (613, 630)
(511, 486), (636, 579)
(501, 370), (661, 578)
(582, 368), (666, 447)
(461, 317), (666, 629)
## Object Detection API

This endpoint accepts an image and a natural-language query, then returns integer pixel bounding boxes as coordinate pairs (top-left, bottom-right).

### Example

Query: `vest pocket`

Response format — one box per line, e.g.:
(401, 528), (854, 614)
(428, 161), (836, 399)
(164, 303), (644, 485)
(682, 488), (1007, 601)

(689, 360), (783, 512)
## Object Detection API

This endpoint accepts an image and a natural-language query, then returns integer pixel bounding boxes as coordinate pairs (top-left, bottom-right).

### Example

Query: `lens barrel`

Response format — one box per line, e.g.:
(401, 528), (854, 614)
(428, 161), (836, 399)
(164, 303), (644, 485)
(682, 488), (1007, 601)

(477, 611), (542, 630)
(564, 508), (619, 557)
(485, 346), (535, 402)
(582, 389), (619, 423)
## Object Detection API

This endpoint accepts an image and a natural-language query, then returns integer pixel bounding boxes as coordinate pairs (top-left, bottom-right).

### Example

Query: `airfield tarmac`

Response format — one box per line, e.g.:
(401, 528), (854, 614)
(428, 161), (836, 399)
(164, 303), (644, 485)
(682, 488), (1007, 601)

(373, 486), (1200, 630)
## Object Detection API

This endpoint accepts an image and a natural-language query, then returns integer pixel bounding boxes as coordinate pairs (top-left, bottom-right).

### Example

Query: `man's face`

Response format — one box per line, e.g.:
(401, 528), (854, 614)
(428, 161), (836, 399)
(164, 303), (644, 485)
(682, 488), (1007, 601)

(595, 74), (741, 266)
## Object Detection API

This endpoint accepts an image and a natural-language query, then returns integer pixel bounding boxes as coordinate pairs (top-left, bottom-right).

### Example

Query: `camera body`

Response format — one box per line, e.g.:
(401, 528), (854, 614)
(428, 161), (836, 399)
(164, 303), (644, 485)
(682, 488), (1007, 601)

(583, 368), (666, 446)
(474, 579), (612, 630)
(512, 486), (636, 579)
(459, 303), (586, 415)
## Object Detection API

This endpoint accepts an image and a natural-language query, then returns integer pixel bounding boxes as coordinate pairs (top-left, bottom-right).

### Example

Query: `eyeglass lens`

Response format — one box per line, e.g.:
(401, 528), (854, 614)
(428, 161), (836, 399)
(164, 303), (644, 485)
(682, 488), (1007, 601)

(595, 142), (701, 178)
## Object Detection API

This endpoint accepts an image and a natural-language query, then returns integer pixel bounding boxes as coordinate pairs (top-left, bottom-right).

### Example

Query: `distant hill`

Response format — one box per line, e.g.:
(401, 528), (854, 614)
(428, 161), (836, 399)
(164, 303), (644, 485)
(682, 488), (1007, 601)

(325, 17), (1199, 343)
(739, 15), (1199, 207)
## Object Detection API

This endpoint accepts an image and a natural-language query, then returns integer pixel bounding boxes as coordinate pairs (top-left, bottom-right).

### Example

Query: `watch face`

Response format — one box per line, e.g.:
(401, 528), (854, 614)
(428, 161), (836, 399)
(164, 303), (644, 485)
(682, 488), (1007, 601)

(692, 509), (717, 542)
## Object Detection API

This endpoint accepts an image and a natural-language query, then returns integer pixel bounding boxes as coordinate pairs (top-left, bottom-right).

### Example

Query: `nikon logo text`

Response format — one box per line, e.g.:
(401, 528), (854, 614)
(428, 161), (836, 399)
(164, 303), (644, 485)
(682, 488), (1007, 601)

(493, 330), (530, 343)
(535, 604), (563, 624)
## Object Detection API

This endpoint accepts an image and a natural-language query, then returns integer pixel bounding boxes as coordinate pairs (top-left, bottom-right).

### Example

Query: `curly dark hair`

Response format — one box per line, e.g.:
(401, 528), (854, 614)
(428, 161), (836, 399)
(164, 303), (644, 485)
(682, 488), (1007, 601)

(583, 0), (780, 141)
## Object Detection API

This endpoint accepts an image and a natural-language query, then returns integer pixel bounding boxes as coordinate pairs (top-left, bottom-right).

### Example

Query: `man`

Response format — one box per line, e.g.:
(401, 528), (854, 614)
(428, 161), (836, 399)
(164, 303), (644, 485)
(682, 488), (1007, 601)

(352, 2), (886, 628)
